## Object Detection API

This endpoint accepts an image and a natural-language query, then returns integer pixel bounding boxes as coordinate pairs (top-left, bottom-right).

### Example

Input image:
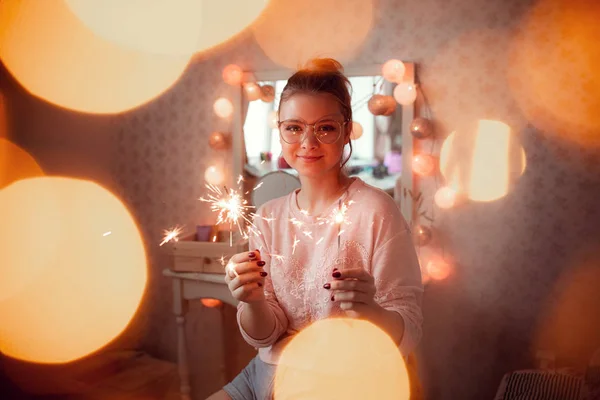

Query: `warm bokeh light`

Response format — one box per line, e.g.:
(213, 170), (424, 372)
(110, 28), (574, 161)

(65, 0), (204, 56)
(350, 121), (363, 140)
(213, 97), (234, 118)
(434, 186), (457, 209)
(252, 0), (374, 68)
(274, 318), (410, 399)
(426, 256), (452, 281)
(412, 154), (436, 176)
(508, 0), (600, 148)
(382, 59), (406, 83)
(0, 177), (61, 302)
(0, 0), (190, 114)
(0, 138), (45, 190)
(204, 165), (225, 186)
(192, 0), (267, 54)
(393, 83), (417, 105)
(201, 298), (223, 308)
(208, 131), (229, 150)
(439, 120), (526, 202)
(414, 225), (433, 247)
(222, 64), (243, 86)
(535, 249), (600, 368)
(244, 83), (262, 101)
(0, 177), (147, 363)
(69, 0), (266, 56)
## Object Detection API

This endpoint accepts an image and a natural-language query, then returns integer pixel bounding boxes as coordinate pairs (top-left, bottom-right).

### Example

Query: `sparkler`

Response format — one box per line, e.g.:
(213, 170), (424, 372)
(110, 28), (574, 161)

(199, 177), (257, 247)
(315, 199), (354, 269)
(160, 225), (184, 246)
(161, 175), (266, 277)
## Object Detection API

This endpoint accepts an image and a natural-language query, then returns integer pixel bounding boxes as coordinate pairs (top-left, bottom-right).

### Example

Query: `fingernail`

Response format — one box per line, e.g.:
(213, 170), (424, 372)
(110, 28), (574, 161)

(258, 282), (263, 287)
(255, 249), (260, 253)
(260, 271), (268, 277)
(333, 268), (338, 272)
(323, 283), (331, 289)
(331, 295), (335, 301)
(249, 252), (256, 258)
(257, 261), (266, 266)
(332, 271), (341, 278)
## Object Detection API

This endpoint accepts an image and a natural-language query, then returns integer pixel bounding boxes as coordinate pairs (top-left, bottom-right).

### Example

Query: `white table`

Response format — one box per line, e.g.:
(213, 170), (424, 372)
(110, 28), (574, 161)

(162, 269), (238, 400)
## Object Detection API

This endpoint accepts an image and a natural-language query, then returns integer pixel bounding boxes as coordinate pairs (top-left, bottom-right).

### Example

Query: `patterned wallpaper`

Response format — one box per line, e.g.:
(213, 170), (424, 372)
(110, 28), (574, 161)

(109, 0), (600, 399)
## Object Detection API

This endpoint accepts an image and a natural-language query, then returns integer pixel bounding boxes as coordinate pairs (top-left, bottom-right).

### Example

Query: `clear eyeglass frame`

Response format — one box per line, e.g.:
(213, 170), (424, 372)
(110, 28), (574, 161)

(277, 119), (350, 145)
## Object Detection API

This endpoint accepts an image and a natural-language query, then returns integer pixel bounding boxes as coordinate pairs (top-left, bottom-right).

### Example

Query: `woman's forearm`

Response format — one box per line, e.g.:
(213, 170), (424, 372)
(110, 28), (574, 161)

(239, 300), (277, 341)
(370, 305), (406, 346)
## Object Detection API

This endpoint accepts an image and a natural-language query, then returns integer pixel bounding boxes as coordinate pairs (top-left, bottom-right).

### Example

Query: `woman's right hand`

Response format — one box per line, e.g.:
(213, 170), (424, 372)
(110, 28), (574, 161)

(224, 249), (268, 304)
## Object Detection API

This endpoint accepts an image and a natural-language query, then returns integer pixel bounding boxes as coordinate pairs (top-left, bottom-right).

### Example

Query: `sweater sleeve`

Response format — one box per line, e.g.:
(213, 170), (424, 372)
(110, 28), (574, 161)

(236, 210), (289, 348)
(371, 226), (424, 357)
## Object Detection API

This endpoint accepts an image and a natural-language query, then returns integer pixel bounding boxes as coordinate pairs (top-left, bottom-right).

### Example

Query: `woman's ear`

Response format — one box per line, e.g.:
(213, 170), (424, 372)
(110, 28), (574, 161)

(344, 122), (352, 145)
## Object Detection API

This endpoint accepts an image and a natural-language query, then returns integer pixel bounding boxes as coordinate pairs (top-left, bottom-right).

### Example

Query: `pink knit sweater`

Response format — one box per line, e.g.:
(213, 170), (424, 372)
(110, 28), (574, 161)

(237, 178), (423, 364)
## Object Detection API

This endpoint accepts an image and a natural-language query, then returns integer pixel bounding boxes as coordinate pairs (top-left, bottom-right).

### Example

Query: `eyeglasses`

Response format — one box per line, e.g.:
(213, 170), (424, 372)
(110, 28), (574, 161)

(278, 119), (349, 145)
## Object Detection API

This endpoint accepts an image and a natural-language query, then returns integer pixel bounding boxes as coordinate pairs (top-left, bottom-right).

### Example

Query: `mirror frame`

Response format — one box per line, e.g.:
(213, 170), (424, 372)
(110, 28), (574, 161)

(231, 63), (416, 225)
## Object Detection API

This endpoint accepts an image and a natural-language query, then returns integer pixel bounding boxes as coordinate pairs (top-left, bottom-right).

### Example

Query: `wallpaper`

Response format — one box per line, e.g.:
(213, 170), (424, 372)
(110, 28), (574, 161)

(110, 0), (600, 398)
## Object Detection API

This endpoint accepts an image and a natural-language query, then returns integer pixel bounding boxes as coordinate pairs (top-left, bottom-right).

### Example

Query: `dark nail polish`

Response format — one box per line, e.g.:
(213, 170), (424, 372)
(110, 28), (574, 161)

(323, 283), (331, 289)
(260, 271), (268, 277)
(258, 282), (263, 287)
(249, 252), (256, 258)
(331, 295), (335, 301)
(257, 261), (266, 266)
(333, 268), (338, 272)
(332, 271), (341, 278)
(255, 249), (260, 253)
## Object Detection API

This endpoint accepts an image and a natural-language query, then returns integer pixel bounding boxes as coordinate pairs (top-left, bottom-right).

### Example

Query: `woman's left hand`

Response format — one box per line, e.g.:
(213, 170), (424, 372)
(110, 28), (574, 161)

(324, 267), (381, 319)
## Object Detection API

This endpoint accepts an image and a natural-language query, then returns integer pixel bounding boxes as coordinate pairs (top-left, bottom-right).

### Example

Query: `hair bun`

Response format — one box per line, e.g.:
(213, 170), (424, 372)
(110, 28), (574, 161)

(302, 58), (344, 74)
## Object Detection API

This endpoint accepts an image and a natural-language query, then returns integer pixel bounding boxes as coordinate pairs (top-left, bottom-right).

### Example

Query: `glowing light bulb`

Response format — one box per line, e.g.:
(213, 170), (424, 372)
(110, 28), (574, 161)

(204, 165), (225, 186)
(393, 82), (417, 105)
(213, 98), (233, 118)
(350, 121), (363, 140)
(382, 59), (406, 83)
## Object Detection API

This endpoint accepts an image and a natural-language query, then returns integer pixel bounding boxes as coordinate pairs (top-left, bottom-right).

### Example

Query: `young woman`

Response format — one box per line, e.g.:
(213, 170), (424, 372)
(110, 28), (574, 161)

(208, 58), (423, 400)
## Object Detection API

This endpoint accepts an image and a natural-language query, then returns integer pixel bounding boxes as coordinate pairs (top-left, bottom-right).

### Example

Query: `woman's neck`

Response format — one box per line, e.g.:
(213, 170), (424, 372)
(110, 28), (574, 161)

(296, 171), (353, 215)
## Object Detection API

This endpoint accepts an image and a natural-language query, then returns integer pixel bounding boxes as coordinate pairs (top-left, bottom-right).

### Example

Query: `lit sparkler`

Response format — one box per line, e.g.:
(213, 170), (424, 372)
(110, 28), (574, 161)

(160, 225), (184, 246)
(199, 178), (256, 246)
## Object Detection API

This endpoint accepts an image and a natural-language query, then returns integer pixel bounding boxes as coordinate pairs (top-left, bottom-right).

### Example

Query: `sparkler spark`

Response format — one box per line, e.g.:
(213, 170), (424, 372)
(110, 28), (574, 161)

(302, 230), (313, 239)
(261, 214), (275, 224)
(160, 225), (184, 246)
(317, 200), (354, 228)
(289, 218), (304, 228)
(270, 253), (285, 262)
(226, 261), (239, 277)
(199, 183), (256, 246)
(292, 235), (300, 255)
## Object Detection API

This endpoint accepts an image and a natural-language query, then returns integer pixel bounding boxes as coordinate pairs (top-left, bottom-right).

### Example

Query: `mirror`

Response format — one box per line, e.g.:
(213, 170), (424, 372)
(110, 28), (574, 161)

(231, 64), (416, 224)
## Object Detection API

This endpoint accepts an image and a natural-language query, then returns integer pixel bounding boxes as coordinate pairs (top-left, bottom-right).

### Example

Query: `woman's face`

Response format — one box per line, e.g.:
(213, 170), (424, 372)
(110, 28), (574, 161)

(278, 93), (349, 179)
